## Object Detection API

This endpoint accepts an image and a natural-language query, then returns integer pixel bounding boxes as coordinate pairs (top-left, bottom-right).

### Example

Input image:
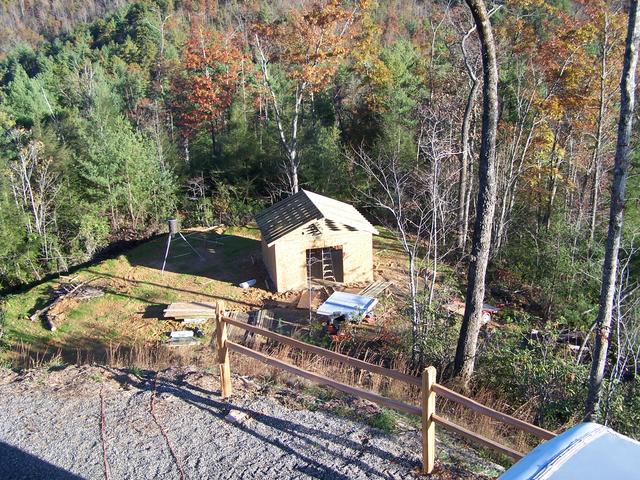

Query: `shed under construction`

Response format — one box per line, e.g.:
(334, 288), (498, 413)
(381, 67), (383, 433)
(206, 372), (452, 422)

(256, 190), (378, 292)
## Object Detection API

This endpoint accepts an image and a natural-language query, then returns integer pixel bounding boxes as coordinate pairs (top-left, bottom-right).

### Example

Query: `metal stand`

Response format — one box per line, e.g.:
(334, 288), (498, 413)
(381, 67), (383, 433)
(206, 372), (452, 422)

(161, 232), (204, 274)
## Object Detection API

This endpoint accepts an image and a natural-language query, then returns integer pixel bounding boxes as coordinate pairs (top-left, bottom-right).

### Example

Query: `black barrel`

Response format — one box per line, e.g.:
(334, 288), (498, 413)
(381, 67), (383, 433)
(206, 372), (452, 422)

(167, 218), (179, 235)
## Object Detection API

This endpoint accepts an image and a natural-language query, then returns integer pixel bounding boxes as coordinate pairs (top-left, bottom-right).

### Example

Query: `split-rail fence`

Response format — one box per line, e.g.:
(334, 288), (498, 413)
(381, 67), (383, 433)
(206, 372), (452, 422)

(213, 301), (555, 473)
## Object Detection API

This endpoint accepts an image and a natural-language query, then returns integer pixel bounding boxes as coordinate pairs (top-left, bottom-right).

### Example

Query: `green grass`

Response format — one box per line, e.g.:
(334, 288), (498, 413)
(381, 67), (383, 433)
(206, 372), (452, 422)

(127, 365), (143, 377)
(221, 234), (260, 259)
(366, 408), (398, 433)
(0, 225), (268, 367)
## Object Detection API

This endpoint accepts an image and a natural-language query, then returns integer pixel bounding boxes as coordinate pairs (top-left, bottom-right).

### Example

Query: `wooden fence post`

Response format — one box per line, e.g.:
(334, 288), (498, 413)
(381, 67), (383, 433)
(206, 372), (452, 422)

(422, 366), (436, 474)
(216, 301), (232, 398)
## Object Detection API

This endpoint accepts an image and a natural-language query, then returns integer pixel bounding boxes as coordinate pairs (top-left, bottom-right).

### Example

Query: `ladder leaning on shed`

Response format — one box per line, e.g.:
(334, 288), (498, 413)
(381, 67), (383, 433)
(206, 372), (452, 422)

(320, 248), (336, 282)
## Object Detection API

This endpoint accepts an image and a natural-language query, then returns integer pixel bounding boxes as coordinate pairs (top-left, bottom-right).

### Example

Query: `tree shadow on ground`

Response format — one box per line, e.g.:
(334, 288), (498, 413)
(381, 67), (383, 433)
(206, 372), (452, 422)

(0, 441), (85, 480)
(123, 230), (267, 288)
(84, 270), (263, 310)
(105, 368), (420, 479)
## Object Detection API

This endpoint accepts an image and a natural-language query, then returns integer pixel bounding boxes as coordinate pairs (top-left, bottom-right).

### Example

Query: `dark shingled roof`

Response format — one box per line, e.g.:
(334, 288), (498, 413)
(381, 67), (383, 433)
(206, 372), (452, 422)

(255, 190), (378, 245)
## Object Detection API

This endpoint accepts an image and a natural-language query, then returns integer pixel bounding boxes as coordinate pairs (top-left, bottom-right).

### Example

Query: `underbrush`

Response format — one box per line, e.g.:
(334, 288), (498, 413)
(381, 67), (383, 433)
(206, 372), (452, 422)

(8, 339), (210, 372)
(476, 328), (588, 431)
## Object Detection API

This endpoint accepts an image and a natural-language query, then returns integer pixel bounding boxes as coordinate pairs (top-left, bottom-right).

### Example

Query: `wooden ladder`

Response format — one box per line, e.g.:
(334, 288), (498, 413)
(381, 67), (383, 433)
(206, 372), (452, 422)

(321, 248), (336, 281)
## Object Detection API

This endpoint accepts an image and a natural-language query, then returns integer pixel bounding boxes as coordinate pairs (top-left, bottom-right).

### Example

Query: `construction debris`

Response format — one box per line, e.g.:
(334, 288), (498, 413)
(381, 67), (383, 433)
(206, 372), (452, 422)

(316, 291), (378, 318)
(29, 279), (104, 331)
(444, 299), (501, 324)
(243, 309), (270, 349)
(170, 330), (194, 339)
(239, 279), (257, 289)
(164, 302), (218, 320)
(166, 337), (199, 347)
(181, 317), (207, 325)
(358, 280), (392, 298)
(166, 330), (198, 347)
(224, 409), (251, 425)
(296, 290), (319, 309)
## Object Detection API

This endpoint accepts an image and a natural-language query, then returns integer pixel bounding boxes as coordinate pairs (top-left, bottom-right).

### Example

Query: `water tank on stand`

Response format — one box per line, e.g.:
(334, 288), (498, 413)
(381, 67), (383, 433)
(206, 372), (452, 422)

(167, 218), (179, 235)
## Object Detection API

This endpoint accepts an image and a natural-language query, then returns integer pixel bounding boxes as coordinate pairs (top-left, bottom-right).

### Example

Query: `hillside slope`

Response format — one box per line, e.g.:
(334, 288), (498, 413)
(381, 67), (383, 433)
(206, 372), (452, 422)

(0, 365), (503, 479)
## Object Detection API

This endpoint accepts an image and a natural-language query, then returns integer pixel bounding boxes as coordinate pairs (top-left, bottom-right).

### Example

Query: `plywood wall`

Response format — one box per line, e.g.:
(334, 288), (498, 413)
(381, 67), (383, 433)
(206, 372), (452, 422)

(264, 223), (374, 292)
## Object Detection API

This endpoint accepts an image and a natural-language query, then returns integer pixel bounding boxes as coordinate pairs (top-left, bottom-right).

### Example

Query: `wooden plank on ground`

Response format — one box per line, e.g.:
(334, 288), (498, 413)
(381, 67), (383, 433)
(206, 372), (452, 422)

(164, 302), (218, 319)
(358, 281), (392, 298)
(181, 317), (208, 325)
(226, 341), (421, 416)
(297, 290), (319, 309)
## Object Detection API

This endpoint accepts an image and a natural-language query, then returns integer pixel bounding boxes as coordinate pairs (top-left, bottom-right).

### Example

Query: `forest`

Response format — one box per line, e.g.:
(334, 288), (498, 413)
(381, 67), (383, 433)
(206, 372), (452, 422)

(0, 0), (639, 441)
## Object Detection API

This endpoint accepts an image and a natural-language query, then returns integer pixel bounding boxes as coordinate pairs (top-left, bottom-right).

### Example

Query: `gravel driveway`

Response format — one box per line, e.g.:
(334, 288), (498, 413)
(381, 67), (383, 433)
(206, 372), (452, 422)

(0, 365), (501, 479)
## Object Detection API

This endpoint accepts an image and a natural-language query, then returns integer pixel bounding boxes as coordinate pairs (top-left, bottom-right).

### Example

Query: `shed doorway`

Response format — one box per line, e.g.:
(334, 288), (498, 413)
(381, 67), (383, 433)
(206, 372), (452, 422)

(306, 247), (344, 283)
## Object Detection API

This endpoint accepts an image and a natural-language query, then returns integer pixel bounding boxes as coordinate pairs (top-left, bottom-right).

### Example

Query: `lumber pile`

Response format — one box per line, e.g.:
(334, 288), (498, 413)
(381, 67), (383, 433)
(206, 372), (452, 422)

(296, 290), (318, 309)
(358, 280), (392, 298)
(163, 302), (219, 320)
(243, 309), (271, 349)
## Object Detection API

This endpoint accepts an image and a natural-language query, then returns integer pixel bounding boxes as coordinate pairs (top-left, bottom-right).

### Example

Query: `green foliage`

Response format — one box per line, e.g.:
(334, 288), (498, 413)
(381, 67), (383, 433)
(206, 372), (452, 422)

(418, 314), (460, 372)
(499, 216), (600, 329)
(0, 0), (637, 451)
(1, 64), (56, 127)
(366, 408), (397, 433)
(77, 213), (111, 257)
(379, 39), (426, 126)
(477, 329), (589, 429)
(606, 376), (640, 438)
(301, 125), (347, 196)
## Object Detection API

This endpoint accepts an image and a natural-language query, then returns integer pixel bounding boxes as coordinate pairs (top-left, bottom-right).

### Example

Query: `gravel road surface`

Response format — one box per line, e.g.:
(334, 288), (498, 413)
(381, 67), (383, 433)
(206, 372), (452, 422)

(0, 365), (502, 479)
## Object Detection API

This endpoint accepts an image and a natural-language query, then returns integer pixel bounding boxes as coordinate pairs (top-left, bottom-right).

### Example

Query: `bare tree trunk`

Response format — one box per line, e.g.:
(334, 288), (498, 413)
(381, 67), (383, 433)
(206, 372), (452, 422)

(543, 126), (560, 230)
(454, 0), (499, 386)
(586, 0), (640, 421)
(458, 26), (479, 252)
(254, 35), (304, 194)
(588, 14), (610, 248)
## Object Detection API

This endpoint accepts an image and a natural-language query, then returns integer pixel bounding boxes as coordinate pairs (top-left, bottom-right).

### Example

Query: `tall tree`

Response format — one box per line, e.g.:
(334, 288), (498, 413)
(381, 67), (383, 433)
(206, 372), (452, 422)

(251, 0), (359, 194)
(173, 26), (243, 160)
(456, 22), (479, 253)
(453, 0), (499, 386)
(586, 0), (640, 421)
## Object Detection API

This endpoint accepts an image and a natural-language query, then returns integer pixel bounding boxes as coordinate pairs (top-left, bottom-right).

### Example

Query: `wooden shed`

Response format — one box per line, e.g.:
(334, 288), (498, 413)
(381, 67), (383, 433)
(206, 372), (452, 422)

(255, 190), (378, 292)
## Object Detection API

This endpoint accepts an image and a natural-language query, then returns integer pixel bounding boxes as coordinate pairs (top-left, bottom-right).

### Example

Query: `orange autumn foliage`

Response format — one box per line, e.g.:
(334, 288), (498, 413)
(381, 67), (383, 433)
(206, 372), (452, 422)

(173, 26), (245, 137)
(251, 0), (360, 93)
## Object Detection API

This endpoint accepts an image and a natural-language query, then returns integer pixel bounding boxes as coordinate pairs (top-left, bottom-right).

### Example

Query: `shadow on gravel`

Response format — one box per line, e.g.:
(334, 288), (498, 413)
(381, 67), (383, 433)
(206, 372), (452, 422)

(0, 441), (84, 480)
(109, 369), (419, 479)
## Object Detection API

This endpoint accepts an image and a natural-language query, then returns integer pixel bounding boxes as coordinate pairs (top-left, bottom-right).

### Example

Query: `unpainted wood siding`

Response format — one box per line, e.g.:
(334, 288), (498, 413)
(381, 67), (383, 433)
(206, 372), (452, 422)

(266, 224), (374, 292)
(261, 239), (277, 289)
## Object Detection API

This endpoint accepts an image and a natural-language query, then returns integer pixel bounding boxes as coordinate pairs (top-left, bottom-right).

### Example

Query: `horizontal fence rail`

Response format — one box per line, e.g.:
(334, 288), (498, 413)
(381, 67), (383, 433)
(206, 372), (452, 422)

(212, 302), (555, 473)
(223, 315), (422, 387)
(432, 384), (555, 441)
(432, 414), (524, 460)
(227, 340), (421, 416)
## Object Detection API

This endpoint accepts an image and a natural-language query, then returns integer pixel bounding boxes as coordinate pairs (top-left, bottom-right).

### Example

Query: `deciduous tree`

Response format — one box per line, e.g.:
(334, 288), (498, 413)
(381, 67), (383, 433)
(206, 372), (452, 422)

(453, 0), (499, 386)
(251, 0), (360, 194)
(586, 0), (640, 421)
(173, 26), (243, 159)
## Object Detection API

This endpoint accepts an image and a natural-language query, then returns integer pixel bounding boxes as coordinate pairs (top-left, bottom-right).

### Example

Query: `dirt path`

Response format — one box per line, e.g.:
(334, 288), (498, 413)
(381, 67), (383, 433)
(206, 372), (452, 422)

(0, 366), (502, 479)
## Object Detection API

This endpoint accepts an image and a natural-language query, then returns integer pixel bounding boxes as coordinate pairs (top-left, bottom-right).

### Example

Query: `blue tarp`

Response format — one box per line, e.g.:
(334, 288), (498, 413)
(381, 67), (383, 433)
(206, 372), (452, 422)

(315, 291), (378, 317)
(500, 422), (640, 479)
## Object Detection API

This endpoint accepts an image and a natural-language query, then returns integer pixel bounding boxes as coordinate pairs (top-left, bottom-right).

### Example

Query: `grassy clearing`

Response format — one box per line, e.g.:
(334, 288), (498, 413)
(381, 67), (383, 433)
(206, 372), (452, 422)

(0, 227), (263, 367)
(0, 223), (524, 468)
